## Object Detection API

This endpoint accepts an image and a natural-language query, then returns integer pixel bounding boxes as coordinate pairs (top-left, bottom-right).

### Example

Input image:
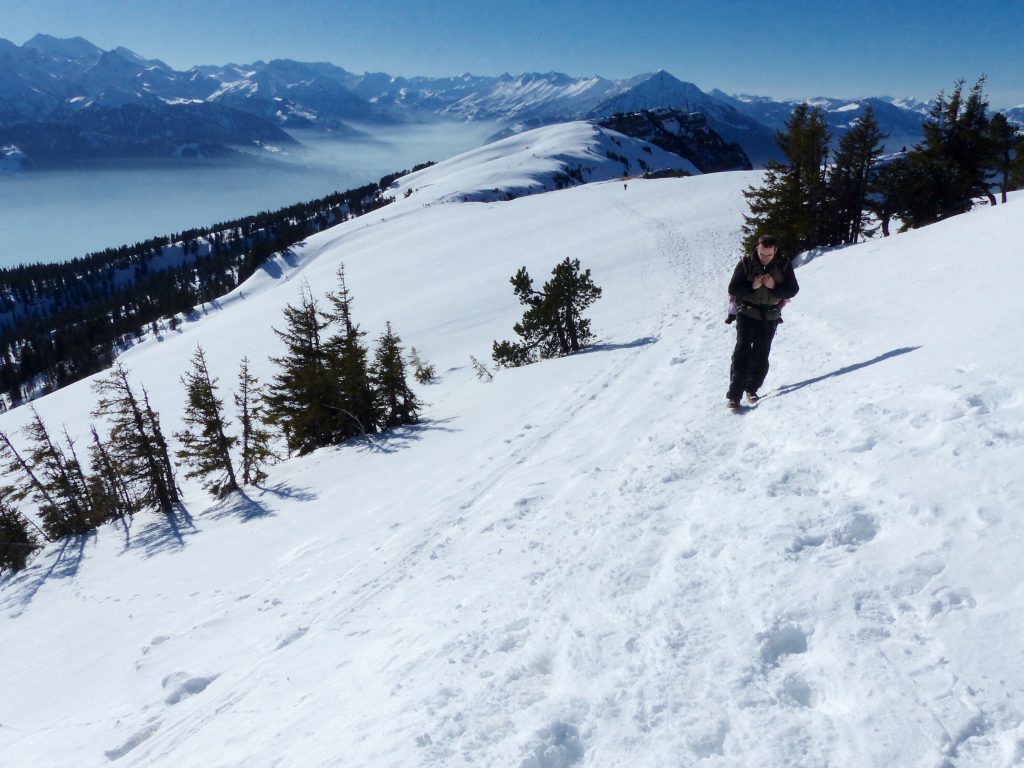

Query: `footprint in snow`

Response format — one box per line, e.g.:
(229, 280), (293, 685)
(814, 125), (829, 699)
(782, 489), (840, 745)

(274, 625), (309, 650)
(928, 586), (976, 619)
(833, 512), (879, 549)
(104, 720), (161, 761)
(520, 722), (584, 768)
(162, 672), (219, 705)
(758, 624), (810, 668)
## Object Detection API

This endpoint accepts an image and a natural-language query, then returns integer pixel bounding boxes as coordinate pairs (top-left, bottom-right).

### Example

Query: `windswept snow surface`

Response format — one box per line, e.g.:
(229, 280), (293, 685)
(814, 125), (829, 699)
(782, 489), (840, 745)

(390, 121), (699, 204)
(2, 123), (1023, 768)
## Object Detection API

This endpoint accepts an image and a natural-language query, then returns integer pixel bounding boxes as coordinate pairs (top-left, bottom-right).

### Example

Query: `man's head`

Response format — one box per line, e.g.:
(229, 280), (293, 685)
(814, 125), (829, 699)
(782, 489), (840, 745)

(756, 234), (777, 265)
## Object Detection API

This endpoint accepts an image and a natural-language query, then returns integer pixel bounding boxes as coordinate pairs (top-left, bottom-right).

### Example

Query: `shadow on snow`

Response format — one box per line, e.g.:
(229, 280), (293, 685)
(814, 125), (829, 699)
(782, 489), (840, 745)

(128, 504), (197, 559)
(770, 346), (922, 398)
(0, 533), (92, 616)
(582, 336), (658, 354)
(204, 487), (284, 521)
(344, 416), (460, 456)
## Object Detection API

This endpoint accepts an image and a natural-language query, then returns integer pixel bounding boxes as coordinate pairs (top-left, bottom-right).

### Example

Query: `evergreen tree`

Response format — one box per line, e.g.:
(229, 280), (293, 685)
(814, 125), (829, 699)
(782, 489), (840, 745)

(371, 322), (420, 429)
(987, 112), (1021, 203)
(88, 424), (137, 523)
(868, 152), (949, 232)
(0, 430), (60, 528)
(408, 347), (437, 384)
(826, 104), (887, 244)
(234, 357), (275, 487)
(91, 363), (178, 513)
(142, 386), (180, 506)
(265, 283), (335, 455)
(174, 345), (239, 498)
(492, 258), (602, 367)
(739, 161), (802, 253)
(1012, 133), (1024, 191)
(469, 355), (494, 381)
(0, 410), (97, 538)
(0, 499), (41, 574)
(910, 77), (994, 222)
(323, 265), (378, 439)
(742, 103), (831, 255)
(548, 258), (601, 353)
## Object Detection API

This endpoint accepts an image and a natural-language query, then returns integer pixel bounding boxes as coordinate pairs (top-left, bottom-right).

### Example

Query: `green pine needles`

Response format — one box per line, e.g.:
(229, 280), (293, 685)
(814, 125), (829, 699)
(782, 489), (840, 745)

(174, 346), (239, 499)
(492, 257), (603, 368)
(265, 265), (421, 456)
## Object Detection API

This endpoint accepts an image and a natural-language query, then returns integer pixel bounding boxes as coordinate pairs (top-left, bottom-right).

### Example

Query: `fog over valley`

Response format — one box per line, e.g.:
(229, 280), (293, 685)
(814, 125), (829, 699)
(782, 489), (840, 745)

(0, 120), (501, 268)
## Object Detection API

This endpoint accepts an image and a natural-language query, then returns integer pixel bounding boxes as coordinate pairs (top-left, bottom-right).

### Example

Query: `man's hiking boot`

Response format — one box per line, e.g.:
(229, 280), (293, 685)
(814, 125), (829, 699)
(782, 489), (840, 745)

(745, 391), (760, 404)
(727, 397), (741, 410)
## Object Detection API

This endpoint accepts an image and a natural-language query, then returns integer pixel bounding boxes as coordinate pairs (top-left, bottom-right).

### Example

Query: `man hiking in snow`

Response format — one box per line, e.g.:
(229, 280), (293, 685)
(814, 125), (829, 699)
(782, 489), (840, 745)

(726, 233), (799, 409)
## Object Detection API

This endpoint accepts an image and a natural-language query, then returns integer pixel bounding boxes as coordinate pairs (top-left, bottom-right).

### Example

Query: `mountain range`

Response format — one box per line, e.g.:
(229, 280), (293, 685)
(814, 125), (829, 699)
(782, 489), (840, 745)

(3, 33), (1016, 170)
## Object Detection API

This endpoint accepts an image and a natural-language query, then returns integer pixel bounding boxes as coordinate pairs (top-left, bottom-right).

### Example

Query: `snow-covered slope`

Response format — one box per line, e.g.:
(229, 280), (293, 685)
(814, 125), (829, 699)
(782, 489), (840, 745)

(1, 122), (1023, 768)
(390, 121), (699, 204)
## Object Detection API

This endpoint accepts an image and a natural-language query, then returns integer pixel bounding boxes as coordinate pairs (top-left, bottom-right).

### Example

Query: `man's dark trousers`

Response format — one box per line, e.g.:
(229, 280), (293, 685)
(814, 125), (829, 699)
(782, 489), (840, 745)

(728, 312), (778, 399)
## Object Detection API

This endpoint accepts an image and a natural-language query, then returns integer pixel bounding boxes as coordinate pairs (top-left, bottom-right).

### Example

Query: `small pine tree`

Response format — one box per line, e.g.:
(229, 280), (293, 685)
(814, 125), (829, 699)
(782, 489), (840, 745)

(826, 104), (887, 244)
(322, 265), (377, 440)
(492, 258), (602, 367)
(0, 499), (41, 574)
(142, 386), (179, 504)
(987, 112), (1021, 203)
(234, 357), (275, 486)
(742, 103), (830, 255)
(92, 363), (178, 514)
(265, 283), (335, 455)
(894, 77), (995, 226)
(371, 322), (420, 429)
(88, 425), (137, 522)
(469, 355), (494, 381)
(1, 409), (98, 538)
(408, 347), (437, 384)
(1012, 133), (1024, 191)
(0, 430), (58, 524)
(546, 257), (602, 352)
(174, 345), (239, 498)
(866, 154), (933, 235)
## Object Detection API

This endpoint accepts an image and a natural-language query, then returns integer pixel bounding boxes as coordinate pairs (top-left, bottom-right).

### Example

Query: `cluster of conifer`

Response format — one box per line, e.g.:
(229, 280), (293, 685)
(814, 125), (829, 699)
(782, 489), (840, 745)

(0, 363), (183, 572)
(0, 162), (435, 408)
(0, 265), (426, 574)
(742, 78), (1023, 256)
(492, 257), (603, 368)
(263, 265), (422, 456)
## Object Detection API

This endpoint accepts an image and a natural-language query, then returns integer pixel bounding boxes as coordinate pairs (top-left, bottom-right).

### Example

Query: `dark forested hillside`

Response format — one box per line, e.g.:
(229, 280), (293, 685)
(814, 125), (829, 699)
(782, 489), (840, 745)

(0, 163), (434, 407)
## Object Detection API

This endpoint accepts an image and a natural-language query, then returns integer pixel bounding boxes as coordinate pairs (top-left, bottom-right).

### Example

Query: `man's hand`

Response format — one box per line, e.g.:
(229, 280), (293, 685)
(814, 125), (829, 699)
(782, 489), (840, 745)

(762, 274), (776, 289)
(752, 275), (765, 289)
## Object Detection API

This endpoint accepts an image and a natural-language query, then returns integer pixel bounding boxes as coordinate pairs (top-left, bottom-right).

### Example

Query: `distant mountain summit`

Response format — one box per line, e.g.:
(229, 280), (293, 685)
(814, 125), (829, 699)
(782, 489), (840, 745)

(589, 72), (778, 165)
(22, 33), (104, 62)
(710, 90), (928, 153)
(0, 33), (932, 169)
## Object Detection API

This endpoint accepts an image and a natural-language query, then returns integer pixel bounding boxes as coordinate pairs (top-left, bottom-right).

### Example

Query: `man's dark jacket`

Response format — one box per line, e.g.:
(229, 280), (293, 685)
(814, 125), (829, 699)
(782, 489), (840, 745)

(727, 251), (800, 322)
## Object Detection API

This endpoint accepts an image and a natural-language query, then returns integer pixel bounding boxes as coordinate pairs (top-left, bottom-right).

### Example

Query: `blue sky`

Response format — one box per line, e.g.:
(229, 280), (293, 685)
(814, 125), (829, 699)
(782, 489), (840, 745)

(2, 0), (1022, 107)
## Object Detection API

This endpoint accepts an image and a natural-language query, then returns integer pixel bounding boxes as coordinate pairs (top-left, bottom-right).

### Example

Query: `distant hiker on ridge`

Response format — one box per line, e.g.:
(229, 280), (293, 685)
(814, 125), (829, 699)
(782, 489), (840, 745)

(725, 233), (799, 409)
